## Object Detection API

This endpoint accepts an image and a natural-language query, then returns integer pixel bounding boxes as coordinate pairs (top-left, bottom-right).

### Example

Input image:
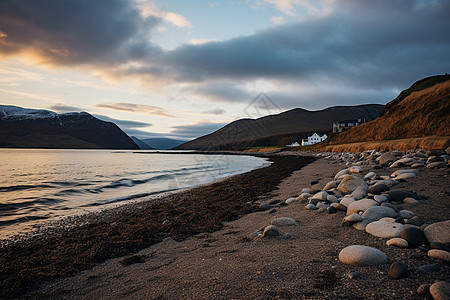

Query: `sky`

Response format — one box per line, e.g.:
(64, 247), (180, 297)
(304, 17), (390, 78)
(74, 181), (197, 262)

(0, 0), (449, 140)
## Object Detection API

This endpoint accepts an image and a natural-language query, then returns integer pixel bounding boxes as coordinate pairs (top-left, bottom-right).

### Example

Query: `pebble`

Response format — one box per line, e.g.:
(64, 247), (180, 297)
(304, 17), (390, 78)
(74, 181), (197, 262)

(337, 175), (368, 194)
(368, 183), (390, 195)
(347, 271), (361, 279)
(282, 233), (293, 239)
(390, 169), (419, 177)
(428, 249), (450, 261)
(400, 227), (426, 248)
(311, 191), (329, 201)
(316, 202), (329, 209)
(335, 203), (347, 211)
(340, 196), (356, 208)
(352, 220), (369, 231)
(364, 171), (376, 181)
(430, 242), (450, 252)
(389, 261), (409, 279)
(306, 204), (317, 210)
(365, 221), (404, 238)
(389, 190), (417, 202)
(346, 199), (378, 215)
(301, 188), (311, 194)
(327, 206), (337, 214)
(350, 186), (368, 200)
(417, 284), (431, 297)
(417, 264), (440, 274)
(361, 206), (397, 222)
(424, 220), (450, 246)
(334, 168), (350, 180)
(259, 203), (271, 211)
(323, 181), (338, 190)
(399, 210), (415, 219)
(427, 161), (446, 168)
(430, 281), (450, 300)
(327, 195), (339, 203)
(285, 197), (297, 204)
(271, 217), (297, 226)
(386, 238), (408, 248)
(262, 225), (280, 237)
(310, 180), (319, 185)
(378, 153), (396, 165)
(381, 202), (398, 212)
(374, 194), (389, 204)
(338, 245), (388, 266)
(345, 213), (363, 222)
(268, 208), (277, 214)
(394, 172), (418, 180)
(403, 197), (419, 204)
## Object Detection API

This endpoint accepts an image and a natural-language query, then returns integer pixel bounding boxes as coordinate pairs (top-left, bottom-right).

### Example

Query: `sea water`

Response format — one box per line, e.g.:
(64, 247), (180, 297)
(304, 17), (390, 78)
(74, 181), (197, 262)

(0, 149), (270, 239)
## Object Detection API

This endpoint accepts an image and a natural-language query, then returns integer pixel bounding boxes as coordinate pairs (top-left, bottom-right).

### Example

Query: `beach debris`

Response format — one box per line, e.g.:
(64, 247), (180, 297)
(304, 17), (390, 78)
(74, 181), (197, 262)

(338, 245), (388, 266)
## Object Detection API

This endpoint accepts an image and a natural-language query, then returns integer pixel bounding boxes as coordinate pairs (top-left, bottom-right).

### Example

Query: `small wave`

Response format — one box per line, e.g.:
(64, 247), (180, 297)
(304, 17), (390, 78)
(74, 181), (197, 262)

(0, 214), (50, 226)
(0, 184), (53, 192)
(0, 198), (63, 211)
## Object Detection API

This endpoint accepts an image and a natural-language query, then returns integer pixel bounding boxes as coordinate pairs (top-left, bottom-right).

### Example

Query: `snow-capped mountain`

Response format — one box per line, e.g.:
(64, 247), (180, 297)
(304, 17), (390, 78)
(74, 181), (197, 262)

(0, 105), (139, 149)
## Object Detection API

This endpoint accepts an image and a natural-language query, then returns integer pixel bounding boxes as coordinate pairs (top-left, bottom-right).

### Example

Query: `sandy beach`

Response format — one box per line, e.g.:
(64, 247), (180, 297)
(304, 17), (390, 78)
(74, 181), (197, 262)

(5, 151), (446, 299)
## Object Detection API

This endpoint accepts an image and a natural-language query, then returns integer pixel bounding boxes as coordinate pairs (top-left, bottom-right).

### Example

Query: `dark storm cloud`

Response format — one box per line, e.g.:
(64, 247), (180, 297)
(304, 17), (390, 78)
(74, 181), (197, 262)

(163, 0), (450, 88)
(170, 122), (227, 139)
(0, 0), (161, 65)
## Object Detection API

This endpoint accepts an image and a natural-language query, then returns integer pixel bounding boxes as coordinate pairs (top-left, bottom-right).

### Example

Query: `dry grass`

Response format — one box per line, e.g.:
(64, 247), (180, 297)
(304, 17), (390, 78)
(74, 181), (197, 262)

(330, 81), (450, 145)
(323, 135), (450, 153)
(244, 147), (282, 153)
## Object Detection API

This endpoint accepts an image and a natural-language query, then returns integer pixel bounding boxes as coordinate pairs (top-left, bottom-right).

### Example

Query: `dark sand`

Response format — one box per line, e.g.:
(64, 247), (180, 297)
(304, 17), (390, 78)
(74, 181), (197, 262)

(2, 153), (449, 299)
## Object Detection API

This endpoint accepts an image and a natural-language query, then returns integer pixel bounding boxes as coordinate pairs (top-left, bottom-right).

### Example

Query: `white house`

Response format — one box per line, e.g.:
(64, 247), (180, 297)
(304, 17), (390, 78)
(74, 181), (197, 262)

(301, 133), (328, 146)
(286, 142), (300, 147)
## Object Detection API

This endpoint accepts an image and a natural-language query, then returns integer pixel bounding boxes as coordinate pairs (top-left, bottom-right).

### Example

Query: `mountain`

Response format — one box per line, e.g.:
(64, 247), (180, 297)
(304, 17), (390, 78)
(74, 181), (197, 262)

(131, 136), (155, 150)
(175, 104), (383, 150)
(328, 74), (450, 145)
(141, 138), (188, 150)
(0, 105), (139, 149)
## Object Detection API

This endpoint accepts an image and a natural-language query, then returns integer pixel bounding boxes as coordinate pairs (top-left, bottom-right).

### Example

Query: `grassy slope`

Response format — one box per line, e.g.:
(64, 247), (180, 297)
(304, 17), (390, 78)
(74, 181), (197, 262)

(328, 78), (450, 145)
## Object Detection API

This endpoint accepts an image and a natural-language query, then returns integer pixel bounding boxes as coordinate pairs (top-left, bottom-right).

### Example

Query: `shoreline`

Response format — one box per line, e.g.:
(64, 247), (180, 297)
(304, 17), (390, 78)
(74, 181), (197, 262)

(0, 153), (317, 298)
(26, 150), (450, 299)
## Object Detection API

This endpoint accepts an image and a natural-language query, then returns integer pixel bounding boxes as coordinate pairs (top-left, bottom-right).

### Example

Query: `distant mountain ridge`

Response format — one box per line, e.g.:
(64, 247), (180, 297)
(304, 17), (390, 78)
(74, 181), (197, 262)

(0, 105), (139, 149)
(329, 74), (450, 145)
(141, 138), (187, 150)
(175, 104), (383, 150)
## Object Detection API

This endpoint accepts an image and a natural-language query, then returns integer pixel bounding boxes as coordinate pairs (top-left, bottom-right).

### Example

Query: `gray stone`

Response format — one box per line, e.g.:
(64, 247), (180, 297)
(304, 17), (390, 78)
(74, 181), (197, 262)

(268, 208), (277, 214)
(271, 217), (297, 226)
(282, 233), (293, 239)
(417, 264), (440, 274)
(394, 172), (418, 180)
(346, 199), (378, 215)
(259, 203), (271, 210)
(327, 195), (339, 203)
(390, 157), (414, 168)
(389, 261), (409, 279)
(311, 191), (329, 201)
(399, 210), (415, 219)
(306, 204), (317, 210)
(403, 197), (419, 204)
(427, 161), (447, 168)
(338, 245), (388, 266)
(430, 242), (450, 252)
(297, 193), (312, 203)
(262, 225), (280, 237)
(337, 175), (368, 194)
(361, 206), (397, 222)
(364, 171), (377, 181)
(386, 238), (408, 248)
(350, 165), (363, 173)
(340, 196), (356, 208)
(301, 187), (311, 194)
(428, 249), (450, 261)
(428, 155), (445, 163)
(365, 221), (405, 238)
(285, 197), (297, 204)
(374, 194), (389, 204)
(406, 216), (423, 226)
(309, 198), (320, 206)
(334, 168), (350, 180)
(381, 202), (398, 212)
(430, 281), (450, 300)
(336, 203), (347, 211)
(352, 220), (370, 231)
(345, 213), (363, 222)
(369, 183), (390, 195)
(316, 202), (329, 209)
(424, 220), (450, 246)
(351, 185), (368, 200)
(317, 207), (327, 213)
(389, 190), (417, 202)
(378, 153), (397, 165)
(390, 169), (419, 177)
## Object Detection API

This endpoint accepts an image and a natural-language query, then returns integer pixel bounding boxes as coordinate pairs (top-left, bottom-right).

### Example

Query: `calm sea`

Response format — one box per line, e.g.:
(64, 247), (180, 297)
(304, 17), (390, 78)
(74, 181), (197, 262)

(0, 149), (270, 239)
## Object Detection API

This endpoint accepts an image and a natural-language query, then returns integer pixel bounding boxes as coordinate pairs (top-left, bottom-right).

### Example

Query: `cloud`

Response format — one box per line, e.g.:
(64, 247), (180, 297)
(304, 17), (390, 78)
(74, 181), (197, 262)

(96, 102), (177, 118)
(0, 0), (162, 66)
(49, 104), (84, 113)
(93, 114), (152, 128)
(202, 108), (225, 115)
(185, 83), (252, 103)
(161, 0), (450, 91)
(134, 0), (192, 28)
(271, 16), (285, 25)
(169, 121), (227, 139)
